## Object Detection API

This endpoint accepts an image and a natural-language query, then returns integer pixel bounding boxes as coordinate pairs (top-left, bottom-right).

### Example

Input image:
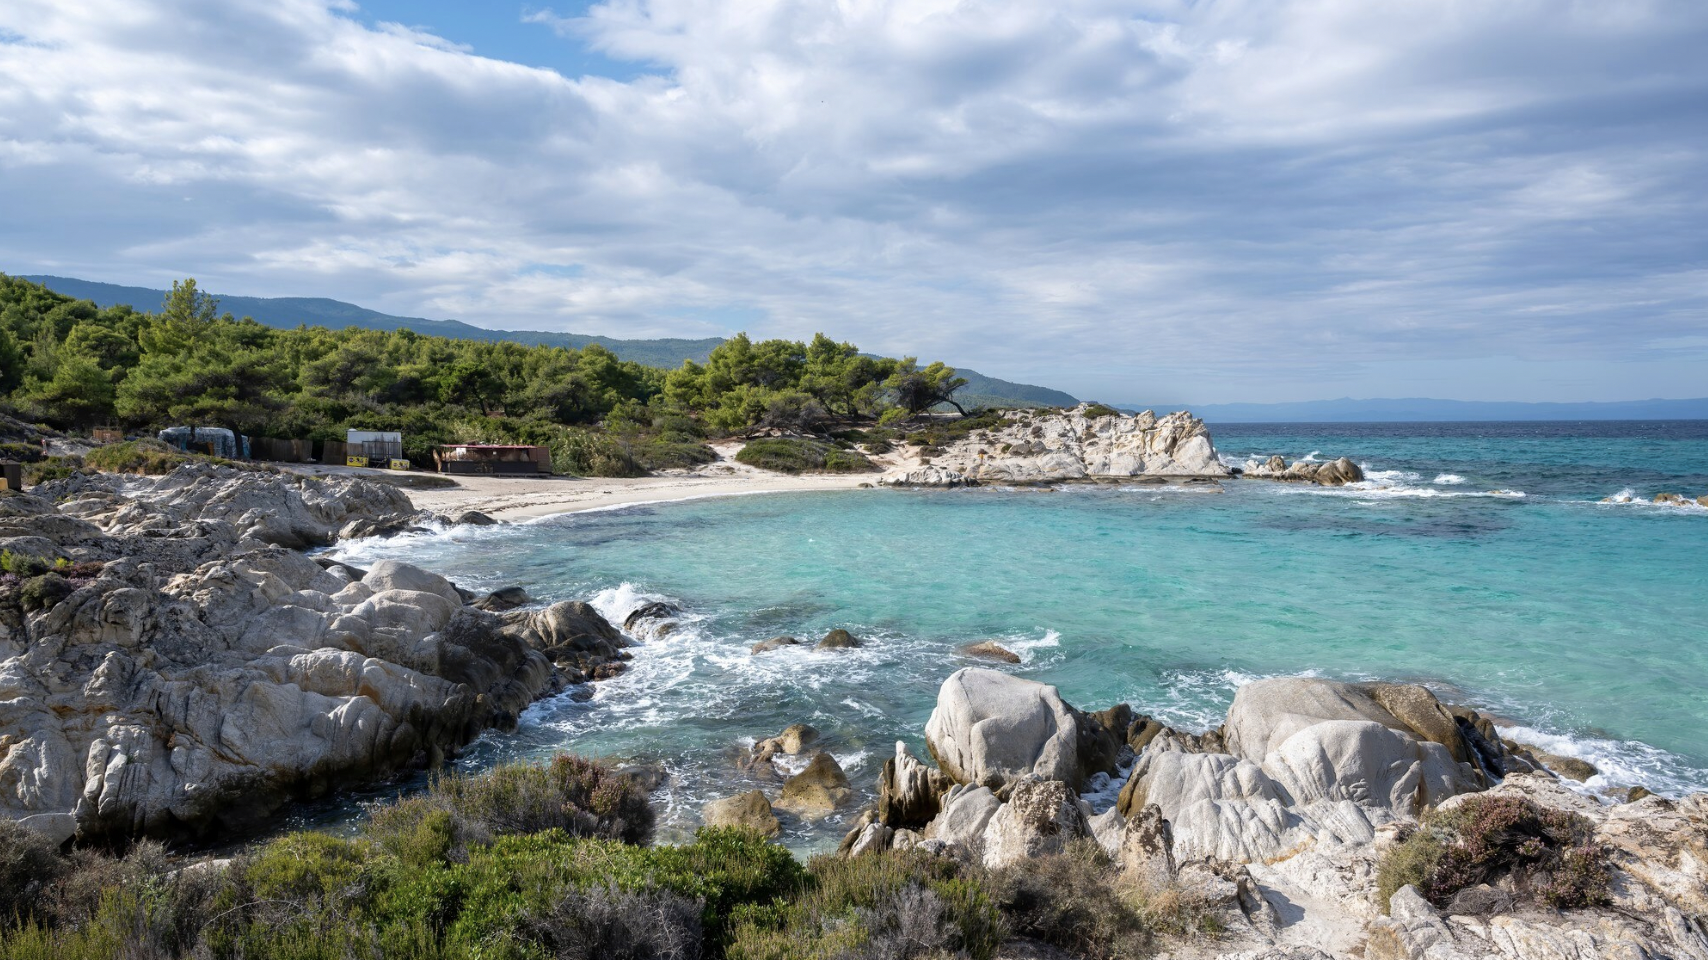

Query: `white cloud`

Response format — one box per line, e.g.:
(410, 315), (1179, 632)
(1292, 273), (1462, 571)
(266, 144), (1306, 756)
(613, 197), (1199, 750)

(1, 0), (1705, 401)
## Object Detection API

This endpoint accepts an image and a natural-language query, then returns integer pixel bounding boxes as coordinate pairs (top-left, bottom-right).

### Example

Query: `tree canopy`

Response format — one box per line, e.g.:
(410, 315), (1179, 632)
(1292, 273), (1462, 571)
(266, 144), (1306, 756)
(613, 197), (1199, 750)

(0, 274), (972, 471)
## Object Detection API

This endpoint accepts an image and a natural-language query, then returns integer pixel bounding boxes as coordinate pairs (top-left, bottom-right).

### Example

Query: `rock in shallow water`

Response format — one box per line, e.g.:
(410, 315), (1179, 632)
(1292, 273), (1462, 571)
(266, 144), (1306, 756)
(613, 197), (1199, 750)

(924, 667), (1083, 791)
(703, 790), (780, 836)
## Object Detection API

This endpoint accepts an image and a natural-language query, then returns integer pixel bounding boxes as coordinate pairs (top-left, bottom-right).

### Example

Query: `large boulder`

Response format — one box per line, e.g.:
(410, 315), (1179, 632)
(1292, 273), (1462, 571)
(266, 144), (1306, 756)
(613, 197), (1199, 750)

(703, 790), (780, 836)
(362, 560), (464, 608)
(502, 600), (629, 682)
(775, 752), (852, 818)
(925, 784), (1003, 851)
(980, 777), (1089, 868)
(924, 668), (1083, 790)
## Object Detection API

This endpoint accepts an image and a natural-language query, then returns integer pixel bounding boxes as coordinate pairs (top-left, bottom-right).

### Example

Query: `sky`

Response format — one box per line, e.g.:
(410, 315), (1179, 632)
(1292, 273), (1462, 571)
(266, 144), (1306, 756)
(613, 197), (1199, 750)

(2, 1), (1706, 404)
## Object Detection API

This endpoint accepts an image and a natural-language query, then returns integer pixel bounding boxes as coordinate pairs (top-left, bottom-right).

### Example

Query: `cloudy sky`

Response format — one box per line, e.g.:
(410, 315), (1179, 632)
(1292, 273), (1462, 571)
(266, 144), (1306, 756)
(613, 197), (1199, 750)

(2, 0), (1706, 403)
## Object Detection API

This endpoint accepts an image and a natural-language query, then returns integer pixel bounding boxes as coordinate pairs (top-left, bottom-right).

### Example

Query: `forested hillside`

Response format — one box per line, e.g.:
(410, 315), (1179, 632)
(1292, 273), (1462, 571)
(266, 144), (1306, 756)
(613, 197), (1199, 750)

(0, 275), (973, 475)
(27, 275), (1075, 409)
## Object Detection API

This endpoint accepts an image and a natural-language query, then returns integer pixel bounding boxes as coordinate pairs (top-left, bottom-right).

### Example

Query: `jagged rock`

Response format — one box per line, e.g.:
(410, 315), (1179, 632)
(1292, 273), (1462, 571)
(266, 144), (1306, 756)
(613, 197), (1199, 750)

(925, 668), (1083, 790)
(886, 405), (1228, 485)
(750, 635), (800, 655)
(980, 776), (1089, 868)
(847, 820), (894, 856)
(878, 741), (950, 828)
(0, 509), (559, 844)
(703, 790), (780, 836)
(473, 586), (531, 612)
(816, 628), (861, 650)
(958, 641), (1021, 663)
(775, 752), (852, 817)
(502, 600), (629, 681)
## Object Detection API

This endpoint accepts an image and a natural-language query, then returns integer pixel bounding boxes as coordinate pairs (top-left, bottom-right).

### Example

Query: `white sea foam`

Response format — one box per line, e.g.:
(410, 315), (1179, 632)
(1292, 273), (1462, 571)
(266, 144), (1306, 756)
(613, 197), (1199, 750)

(1080, 753), (1137, 815)
(1298, 451), (1322, 463)
(1002, 629), (1062, 664)
(1433, 473), (1466, 485)
(1499, 723), (1707, 798)
(1305, 479), (1526, 501)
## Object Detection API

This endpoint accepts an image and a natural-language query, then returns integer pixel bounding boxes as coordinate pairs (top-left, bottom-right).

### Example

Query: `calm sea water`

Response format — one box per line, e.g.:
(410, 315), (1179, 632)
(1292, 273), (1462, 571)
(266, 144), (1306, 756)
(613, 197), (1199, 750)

(330, 421), (1708, 850)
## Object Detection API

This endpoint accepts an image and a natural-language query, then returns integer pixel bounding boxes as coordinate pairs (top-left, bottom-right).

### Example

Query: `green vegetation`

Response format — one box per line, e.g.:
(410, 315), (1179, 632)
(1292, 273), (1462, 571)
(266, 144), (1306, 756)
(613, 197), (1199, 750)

(0, 754), (1216, 960)
(733, 438), (875, 474)
(1079, 403), (1121, 419)
(0, 274), (982, 477)
(1377, 794), (1612, 912)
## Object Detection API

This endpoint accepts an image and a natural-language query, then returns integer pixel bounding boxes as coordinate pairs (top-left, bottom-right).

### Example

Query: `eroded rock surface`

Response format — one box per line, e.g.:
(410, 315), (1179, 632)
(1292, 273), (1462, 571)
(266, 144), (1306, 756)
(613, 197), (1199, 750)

(882, 404), (1229, 486)
(845, 670), (1707, 960)
(0, 466), (626, 845)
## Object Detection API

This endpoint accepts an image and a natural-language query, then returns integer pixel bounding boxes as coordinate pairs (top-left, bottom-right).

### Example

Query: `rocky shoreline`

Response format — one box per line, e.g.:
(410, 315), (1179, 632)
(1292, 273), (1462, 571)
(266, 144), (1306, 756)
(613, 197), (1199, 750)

(755, 668), (1705, 960)
(0, 463), (634, 845)
(878, 404), (1365, 488)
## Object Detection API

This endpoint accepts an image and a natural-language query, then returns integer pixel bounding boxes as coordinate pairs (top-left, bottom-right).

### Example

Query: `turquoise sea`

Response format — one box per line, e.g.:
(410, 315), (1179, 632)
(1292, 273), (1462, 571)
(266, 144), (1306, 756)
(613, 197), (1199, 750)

(330, 421), (1708, 850)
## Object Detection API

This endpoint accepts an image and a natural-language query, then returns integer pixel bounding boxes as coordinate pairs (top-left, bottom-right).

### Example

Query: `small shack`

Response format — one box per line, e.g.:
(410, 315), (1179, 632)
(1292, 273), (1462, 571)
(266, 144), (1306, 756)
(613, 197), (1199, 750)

(345, 429), (405, 469)
(1, 461), (21, 492)
(433, 444), (551, 475)
(158, 427), (247, 459)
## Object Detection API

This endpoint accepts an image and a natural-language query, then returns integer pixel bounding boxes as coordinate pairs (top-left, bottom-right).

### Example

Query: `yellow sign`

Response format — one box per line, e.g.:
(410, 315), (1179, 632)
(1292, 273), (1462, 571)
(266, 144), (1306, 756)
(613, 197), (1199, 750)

(346, 455), (369, 468)
(389, 459), (411, 470)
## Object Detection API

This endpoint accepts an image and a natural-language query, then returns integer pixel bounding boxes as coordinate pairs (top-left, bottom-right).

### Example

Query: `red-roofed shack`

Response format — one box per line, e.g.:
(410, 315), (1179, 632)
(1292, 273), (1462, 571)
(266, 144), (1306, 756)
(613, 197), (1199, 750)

(433, 444), (552, 475)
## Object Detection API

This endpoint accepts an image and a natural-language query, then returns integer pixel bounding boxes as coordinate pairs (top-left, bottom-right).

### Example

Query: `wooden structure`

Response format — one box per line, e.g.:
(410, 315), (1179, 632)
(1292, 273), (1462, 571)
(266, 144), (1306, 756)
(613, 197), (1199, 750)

(0, 461), (20, 492)
(432, 444), (551, 475)
(92, 427), (123, 444)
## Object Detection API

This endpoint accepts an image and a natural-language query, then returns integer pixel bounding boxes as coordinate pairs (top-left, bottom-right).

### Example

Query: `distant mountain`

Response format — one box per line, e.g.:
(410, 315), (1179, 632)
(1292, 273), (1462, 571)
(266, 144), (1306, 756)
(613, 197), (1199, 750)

(27, 274), (1076, 409)
(1120, 397), (1708, 422)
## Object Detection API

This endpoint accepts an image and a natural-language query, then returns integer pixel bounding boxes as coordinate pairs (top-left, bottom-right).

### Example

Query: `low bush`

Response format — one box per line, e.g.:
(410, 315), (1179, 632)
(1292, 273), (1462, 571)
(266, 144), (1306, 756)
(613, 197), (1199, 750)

(727, 848), (1002, 960)
(82, 440), (251, 476)
(17, 573), (74, 612)
(367, 754), (656, 862)
(735, 438), (875, 474)
(0, 820), (63, 925)
(0, 550), (50, 577)
(982, 839), (1151, 959)
(1377, 794), (1613, 912)
(1080, 403), (1121, 419)
(550, 429), (649, 478)
(21, 456), (83, 485)
(0, 442), (44, 464)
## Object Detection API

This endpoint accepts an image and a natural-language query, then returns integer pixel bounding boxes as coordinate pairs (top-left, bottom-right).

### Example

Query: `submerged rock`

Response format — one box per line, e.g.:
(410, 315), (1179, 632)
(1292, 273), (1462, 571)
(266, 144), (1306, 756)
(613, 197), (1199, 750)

(958, 641), (1021, 663)
(815, 628), (862, 650)
(775, 752), (852, 817)
(703, 790), (780, 836)
(750, 635), (801, 655)
(1240, 454), (1365, 486)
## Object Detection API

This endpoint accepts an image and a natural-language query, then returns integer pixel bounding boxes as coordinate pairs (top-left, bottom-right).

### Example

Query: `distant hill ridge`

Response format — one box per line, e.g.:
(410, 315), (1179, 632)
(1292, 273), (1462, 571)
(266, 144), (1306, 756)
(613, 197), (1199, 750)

(27, 275), (1078, 409)
(1122, 396), (1708, 422)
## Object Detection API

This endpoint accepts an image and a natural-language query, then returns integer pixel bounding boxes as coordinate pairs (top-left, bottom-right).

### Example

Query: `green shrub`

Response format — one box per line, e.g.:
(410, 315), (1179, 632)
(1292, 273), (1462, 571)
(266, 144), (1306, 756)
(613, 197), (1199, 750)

(18, 574), (73, 612)
(1377, 794), (1612, 912)
(550, 430), (648, 478)
(633, 439), (718, 471)
(82, 439), (253, 476)
(0, 442), (44, 464)
(734, 438), (874, 474)
(0, 821), (63, 925)
(1080, 403), (1121, 419)
(982, 839), (1150, 958)
(21, 457), (83, 485)
(0, 550), (50, 577)
(728, 848), (1002, 960)
(367, 755), (656, 863)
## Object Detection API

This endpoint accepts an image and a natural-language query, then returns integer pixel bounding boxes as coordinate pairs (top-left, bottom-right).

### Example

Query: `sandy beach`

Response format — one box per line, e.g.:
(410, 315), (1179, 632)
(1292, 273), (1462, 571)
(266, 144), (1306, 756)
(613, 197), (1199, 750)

(287, 440), (913, 522)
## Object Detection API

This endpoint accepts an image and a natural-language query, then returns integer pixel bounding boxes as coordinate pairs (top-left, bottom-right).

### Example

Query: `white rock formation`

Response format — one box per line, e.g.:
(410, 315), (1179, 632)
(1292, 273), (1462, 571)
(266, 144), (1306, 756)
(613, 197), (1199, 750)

(883, 404), (1230, 486)
(924, 667), (1083, 789)
(0, 467), (622, 844)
